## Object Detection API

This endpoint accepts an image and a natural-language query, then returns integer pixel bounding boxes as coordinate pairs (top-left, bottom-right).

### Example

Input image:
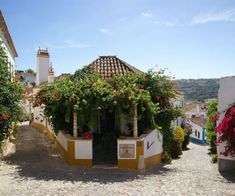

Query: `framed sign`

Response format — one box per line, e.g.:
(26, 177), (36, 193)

(119, 144), (135, 159)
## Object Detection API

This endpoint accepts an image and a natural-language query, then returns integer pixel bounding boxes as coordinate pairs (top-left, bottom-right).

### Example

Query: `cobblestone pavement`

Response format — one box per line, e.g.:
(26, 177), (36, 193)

(0, 125), (235, 196)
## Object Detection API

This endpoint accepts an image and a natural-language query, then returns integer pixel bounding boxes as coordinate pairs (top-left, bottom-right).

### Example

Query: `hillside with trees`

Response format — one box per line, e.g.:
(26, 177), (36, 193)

(174, 79), (219, 101)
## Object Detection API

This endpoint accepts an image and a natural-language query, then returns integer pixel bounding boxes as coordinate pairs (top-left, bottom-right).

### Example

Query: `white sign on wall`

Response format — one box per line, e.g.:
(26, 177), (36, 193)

(118, 140), (136, 159)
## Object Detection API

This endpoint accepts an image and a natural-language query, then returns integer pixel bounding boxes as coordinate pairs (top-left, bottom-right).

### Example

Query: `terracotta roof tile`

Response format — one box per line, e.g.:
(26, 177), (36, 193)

(88, 56), (143, 79)
(189, 117), (207, 128)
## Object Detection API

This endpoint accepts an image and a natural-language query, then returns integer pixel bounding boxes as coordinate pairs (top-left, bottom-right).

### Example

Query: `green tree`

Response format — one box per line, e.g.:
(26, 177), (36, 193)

(0, 43), (23, 142)
(25, 68), (36, 76)
(206, 100), (218, 154)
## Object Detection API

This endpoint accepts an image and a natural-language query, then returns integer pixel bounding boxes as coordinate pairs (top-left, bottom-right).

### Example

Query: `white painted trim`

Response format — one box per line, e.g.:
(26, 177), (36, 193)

(56, 132), (68, 151)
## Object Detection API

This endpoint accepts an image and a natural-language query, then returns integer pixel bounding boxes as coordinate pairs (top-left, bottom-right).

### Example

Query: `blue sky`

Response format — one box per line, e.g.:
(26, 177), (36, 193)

(1, 0), (235, 79)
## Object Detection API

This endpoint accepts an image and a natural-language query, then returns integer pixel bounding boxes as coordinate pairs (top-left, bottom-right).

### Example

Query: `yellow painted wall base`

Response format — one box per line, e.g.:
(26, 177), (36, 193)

(145, 153), (162, 168)
(67, 140), (93, 167)
(32, 122), (92, 168)
(118, 159), (138, 170)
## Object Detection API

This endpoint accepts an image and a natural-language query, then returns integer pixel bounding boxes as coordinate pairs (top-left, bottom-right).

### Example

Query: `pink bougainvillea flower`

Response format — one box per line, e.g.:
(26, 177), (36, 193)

(215, 106), (235, 156)
(230, 107), (235, 116)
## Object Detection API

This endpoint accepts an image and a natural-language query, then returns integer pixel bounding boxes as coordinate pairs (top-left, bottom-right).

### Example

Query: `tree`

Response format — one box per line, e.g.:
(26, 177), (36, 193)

(206, 100), (218, 154)
(0, 42), (23, 142)
(36, 67), (180, 159)
(25, 68), (36, 76)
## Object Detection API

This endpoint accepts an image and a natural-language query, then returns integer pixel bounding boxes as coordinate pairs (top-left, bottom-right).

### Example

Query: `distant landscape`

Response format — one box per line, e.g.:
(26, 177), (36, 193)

(174, 79), (219, 101)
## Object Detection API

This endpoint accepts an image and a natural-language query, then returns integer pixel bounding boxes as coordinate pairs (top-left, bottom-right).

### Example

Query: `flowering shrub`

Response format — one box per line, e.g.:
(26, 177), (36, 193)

(215, 106), (235, 156)
(171, 126), (185, 158)
(0, 42), (23, 142)
(82, 132), (93, 139)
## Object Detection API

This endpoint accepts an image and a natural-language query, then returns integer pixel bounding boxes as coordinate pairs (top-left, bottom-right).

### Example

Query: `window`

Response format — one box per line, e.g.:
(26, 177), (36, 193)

(195, 130), (197, 136)
(198, 131), (200, 139)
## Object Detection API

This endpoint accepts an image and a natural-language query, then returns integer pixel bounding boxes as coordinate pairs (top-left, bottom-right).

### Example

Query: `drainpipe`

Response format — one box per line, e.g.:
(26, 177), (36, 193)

(73, 111), (78, 138)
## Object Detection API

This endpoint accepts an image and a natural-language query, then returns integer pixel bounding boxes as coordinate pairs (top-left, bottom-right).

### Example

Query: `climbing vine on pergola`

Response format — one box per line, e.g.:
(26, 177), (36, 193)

(36, 67), (181, 141)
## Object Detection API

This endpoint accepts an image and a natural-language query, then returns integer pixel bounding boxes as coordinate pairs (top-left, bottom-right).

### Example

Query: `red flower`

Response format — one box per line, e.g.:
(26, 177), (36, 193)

(0, 120), (3, 124)
(230, 107), (235, 116)
(215, 106), (235, 156)
(82, 132), (92, 139)
(2, 114), (10, 120)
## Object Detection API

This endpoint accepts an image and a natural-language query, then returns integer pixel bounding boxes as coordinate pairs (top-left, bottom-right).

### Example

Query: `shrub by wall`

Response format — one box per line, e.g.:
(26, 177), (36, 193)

(171, 126), (185, 158)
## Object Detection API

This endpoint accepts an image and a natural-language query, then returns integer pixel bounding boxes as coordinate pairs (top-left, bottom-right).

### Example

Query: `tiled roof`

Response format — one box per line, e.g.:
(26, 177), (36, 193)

(88, 56), (143, 79)
(184, 103), (206, 113)
(189, 117), (207, 128)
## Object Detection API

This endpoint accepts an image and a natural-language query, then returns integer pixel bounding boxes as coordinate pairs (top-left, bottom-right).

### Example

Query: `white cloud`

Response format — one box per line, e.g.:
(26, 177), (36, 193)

(154, 20), (179, 27)
(45, 40), (91, 50)
(192, 9), (235, 24)
(160, 21), (177, 27)
(63, 40), (90, 48)
(141, 10), (153, 17)
(98, 28), (112, 35)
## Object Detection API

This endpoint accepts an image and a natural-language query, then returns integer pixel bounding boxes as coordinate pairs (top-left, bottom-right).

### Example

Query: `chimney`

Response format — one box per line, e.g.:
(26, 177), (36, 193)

(48, 63), (54, 83)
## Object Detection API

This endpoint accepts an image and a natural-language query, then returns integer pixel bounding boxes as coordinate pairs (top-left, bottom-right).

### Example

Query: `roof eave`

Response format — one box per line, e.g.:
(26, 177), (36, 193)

(0, 10), (18, 58)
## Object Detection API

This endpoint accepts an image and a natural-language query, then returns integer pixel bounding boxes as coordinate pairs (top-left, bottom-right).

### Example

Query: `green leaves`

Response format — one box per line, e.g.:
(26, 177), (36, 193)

(0, 42), (23, 141)
(37, 66), (178, 135)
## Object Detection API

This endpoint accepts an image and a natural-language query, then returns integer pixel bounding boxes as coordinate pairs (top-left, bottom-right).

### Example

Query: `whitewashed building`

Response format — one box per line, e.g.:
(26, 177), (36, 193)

(0, 10), (18, 77)
(188, 117), (207, 143)
(172, 94), (184, 127)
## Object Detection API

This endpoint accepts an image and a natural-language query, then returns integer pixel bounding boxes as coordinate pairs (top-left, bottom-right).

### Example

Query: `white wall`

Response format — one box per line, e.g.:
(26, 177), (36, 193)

(218, 76), (235, 160)
(189, 122), (204, 141)
(0, 34), (16, 77)
(56, 132), (68, 151)
(144, 129), (163, 158)
(75, 139), (92, 159)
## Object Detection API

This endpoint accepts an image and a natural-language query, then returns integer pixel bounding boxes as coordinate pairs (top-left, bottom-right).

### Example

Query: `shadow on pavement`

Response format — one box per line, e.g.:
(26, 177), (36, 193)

(219, 171), (235, 183)
(4, 125), (173, 183)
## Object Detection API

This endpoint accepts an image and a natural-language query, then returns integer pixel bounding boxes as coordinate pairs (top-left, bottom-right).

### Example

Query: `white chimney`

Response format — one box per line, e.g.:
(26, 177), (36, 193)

(36, 48), (50, 85)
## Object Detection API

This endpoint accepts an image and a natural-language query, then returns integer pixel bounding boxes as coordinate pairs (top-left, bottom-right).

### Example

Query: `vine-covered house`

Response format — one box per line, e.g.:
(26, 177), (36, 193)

(33, 55), (168, 169)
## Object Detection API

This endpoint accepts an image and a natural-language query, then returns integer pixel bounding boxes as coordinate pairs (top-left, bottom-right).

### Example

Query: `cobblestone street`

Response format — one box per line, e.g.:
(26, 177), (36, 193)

(0, 125), (234, 196)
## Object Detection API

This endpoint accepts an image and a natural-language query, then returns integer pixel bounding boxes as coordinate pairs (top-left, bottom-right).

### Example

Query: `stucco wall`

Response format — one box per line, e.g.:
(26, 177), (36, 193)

(0, 34), (15, 76)
(144, 129), (163, 158)
(75, 139), (92, 159)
